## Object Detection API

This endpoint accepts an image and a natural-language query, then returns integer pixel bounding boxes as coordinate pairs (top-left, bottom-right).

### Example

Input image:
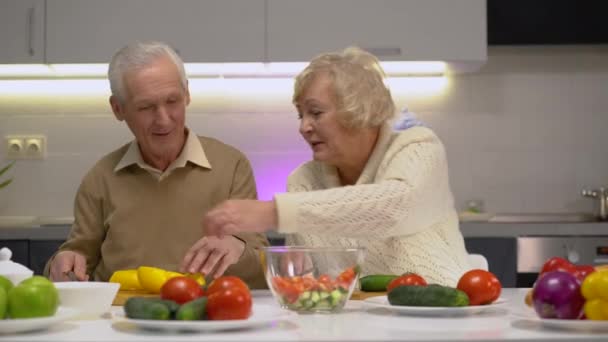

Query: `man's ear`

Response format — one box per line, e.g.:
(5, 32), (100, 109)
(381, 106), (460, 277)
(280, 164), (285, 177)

(109, 95), (125, 121)
(185, 81), (191, 106)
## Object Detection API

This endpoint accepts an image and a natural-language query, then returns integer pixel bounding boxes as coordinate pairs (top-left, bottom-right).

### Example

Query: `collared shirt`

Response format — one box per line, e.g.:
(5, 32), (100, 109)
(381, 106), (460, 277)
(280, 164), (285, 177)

(113, 129), (211, 181)
(45, 131), (269, 288)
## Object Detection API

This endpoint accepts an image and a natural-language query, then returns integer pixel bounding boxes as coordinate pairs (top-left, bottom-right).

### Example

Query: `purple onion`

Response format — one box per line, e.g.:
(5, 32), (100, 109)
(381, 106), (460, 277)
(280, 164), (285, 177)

(532, 271), (584, 319)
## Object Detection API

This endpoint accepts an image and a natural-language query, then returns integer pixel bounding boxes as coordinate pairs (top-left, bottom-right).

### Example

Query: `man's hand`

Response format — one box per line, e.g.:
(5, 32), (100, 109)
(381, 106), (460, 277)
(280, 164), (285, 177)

(203, 199), (277, 238)
(179, 235), (246, 280)
(49, 251), (89, 281)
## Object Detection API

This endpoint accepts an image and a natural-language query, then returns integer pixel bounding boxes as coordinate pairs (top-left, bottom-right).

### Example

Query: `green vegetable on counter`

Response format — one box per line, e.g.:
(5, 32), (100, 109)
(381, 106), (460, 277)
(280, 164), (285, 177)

(388, 284), (469, 307)
(124, 297), (179, 320)
(359, 275), (398, 292)
(175, 296), (207, 320)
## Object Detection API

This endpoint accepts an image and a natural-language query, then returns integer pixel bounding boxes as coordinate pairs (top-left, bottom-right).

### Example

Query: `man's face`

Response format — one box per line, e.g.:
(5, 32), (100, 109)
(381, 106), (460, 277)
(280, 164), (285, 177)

(111, 56), (190, 166)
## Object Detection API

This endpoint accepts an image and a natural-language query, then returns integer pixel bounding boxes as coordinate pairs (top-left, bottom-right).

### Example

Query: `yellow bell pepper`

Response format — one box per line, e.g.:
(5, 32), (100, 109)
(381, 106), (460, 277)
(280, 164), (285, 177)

(109, 269), (143, 290)
(184, 273), (206, 286)
(111, 267), (206, 294)
(581, 270), (608, 320)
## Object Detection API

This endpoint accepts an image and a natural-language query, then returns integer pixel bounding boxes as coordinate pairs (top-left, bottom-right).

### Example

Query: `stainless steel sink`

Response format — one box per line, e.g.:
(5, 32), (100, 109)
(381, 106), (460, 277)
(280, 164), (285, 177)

(489, 213), (598, 223)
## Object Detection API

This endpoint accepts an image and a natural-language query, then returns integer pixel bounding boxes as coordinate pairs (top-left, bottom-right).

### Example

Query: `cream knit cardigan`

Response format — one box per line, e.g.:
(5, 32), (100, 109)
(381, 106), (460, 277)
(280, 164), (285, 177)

(274, 125), (471, 286)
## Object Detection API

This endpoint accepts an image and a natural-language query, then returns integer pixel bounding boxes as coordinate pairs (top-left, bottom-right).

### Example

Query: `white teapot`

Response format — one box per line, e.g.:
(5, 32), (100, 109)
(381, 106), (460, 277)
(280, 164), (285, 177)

(0, 247), (33, 285)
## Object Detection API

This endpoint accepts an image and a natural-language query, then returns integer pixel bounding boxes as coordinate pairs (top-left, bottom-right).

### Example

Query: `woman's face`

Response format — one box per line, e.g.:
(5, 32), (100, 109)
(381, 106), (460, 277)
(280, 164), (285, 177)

(296, 73), (366, 167)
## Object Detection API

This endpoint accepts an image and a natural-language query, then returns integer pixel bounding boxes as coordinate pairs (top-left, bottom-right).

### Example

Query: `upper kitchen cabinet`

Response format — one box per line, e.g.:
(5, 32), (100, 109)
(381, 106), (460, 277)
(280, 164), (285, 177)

(45, 0), (265, 63)
(488, 0), (608, 45)
(0, 0), (45, 63)
(267, 0), (487, 72)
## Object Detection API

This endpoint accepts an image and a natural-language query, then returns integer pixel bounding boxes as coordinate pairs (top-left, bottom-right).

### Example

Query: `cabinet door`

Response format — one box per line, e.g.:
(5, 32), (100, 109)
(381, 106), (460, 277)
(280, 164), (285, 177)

(267, 0), (485, 62)
(0, 0), (45, 63)
(46, 0), (264, 63)
(0, 240), (29, 271)
(465, 237), (517, 288)
(29, 240), (64, 276)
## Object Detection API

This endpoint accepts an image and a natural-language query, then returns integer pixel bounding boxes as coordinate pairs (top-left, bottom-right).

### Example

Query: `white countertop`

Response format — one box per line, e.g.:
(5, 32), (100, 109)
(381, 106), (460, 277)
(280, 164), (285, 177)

(460, 222), (608, 238)
(2, 221), (608, 241)
(1, 289), (606, 341)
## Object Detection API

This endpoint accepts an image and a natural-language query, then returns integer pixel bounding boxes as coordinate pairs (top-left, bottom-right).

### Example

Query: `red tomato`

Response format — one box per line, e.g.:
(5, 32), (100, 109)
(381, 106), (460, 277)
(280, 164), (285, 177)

(317, 274), (335, 291)
(272, 277), (300, 303)
(160, 276), (204, 304)
(301, 277), (316, 291)
(317, 274), (332, 284)
(206, 276), (249, 296)
(573, 264), (595, 282)
(206, 288), (252, 320)
(540, 257), (577, 275)
(335, 267), (357, 290)
(457, 269), (502, 306)
(386, 273), (427, 292)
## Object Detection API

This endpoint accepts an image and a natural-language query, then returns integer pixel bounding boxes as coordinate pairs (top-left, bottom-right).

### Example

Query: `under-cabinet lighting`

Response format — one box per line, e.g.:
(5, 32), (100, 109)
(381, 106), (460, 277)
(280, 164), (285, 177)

(0, 76), (448, 98)
(0, 61), (446, 79)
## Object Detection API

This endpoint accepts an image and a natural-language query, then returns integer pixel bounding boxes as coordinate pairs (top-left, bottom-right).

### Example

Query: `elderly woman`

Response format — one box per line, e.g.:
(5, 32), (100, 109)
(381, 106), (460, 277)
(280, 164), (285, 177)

(204, 47), (471, 286)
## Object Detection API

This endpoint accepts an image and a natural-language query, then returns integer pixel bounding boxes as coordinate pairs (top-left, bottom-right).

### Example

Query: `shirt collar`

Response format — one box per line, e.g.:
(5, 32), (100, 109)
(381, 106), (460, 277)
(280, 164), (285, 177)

(114, 128), (211, 174)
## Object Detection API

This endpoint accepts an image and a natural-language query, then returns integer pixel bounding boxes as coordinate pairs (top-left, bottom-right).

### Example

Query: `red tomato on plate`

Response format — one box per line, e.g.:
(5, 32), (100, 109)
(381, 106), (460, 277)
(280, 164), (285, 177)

(573, 264), (595, 282)
(540, 257), (577, 275)
(457, 269), (502, 305)
(206, 276), (249, 296)
(160, 276), (204, 304)
(386, 274), (427, 292)
(206, 288), (252, 320)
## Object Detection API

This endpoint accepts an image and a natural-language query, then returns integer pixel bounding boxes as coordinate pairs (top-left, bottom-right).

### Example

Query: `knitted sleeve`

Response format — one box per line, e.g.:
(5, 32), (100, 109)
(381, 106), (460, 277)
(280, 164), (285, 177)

(225, 152), (270, 289)
(275, 139), (453, 237)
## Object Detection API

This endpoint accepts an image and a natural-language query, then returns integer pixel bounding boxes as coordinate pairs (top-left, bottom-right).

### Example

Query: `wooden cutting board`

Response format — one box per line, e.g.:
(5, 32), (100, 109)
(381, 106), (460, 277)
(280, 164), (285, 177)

(112, 290), (158, 306)
(350, 291), (386, 300)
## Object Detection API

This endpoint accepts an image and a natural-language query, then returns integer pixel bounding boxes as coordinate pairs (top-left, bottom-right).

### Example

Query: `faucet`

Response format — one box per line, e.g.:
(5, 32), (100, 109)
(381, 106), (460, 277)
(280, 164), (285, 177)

(582, 187), (608, 221)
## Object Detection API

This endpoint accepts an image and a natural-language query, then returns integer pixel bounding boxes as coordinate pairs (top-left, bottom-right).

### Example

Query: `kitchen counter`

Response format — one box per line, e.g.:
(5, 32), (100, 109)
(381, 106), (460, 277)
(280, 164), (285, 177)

(460, 222), (608, 237)
(2, 222), (608, 241)
(0, 289), (606, 341)
(0, 225), (71, 240)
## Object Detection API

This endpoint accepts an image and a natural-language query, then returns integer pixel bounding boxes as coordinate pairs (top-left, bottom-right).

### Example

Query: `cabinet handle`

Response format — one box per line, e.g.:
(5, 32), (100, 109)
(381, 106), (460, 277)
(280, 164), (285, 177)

(27, 7), (35, 56)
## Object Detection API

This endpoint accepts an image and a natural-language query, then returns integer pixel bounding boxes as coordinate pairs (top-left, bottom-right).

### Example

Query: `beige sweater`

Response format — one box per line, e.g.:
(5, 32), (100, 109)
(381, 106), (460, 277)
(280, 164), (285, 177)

(274, 125), (471, 286)
(45, 134), (269, 288)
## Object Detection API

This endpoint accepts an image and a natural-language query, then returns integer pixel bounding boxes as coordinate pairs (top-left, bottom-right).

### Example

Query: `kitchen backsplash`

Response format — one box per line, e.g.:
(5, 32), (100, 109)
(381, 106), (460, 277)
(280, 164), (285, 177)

(0, 45), (607, 217)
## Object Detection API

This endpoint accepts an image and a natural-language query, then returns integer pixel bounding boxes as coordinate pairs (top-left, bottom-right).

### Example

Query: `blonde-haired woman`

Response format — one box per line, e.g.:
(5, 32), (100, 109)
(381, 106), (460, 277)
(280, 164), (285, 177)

(204, 47), (471, 286)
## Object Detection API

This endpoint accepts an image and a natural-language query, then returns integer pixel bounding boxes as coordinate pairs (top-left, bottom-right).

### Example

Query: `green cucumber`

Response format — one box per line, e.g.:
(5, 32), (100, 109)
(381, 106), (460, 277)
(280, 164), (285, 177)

(359, 275), (398, 292)
(388, 284), (469, 307)
(175, 297), (207, 320)
(285, 288), (346, 312)
(124, 297), (178, 320)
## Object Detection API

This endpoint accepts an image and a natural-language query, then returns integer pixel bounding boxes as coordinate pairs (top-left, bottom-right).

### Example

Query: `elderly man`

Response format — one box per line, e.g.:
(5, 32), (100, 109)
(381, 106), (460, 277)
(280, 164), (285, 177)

(45, 41), (268, 288)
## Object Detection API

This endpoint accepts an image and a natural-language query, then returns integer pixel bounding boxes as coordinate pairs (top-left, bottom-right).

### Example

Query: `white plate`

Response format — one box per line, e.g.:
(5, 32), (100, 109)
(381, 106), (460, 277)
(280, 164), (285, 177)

(114, 303), (293, 332)
(0, 307), (79, 334)
(363, 296), (508, 316)
(539, 318), (608, 333)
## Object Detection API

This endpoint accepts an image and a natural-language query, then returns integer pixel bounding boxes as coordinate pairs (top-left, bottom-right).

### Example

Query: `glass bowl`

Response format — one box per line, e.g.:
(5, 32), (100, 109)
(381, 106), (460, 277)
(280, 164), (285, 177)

(262, 246), (365, 313)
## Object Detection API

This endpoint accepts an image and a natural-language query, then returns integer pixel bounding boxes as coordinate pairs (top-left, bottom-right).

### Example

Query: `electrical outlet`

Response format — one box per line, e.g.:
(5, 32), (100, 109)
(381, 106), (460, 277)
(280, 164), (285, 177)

(5, 136), (24, 159)
(4, 135), (46, 159)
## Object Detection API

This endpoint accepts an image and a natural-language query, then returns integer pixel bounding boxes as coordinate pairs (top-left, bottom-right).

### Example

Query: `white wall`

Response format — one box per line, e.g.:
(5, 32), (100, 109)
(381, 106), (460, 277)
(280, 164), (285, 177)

(0, 45), (607, 217)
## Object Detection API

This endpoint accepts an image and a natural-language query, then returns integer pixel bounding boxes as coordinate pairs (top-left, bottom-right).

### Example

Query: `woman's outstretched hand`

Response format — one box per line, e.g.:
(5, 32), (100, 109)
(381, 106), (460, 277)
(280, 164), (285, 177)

(203, 199), (278, 238)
